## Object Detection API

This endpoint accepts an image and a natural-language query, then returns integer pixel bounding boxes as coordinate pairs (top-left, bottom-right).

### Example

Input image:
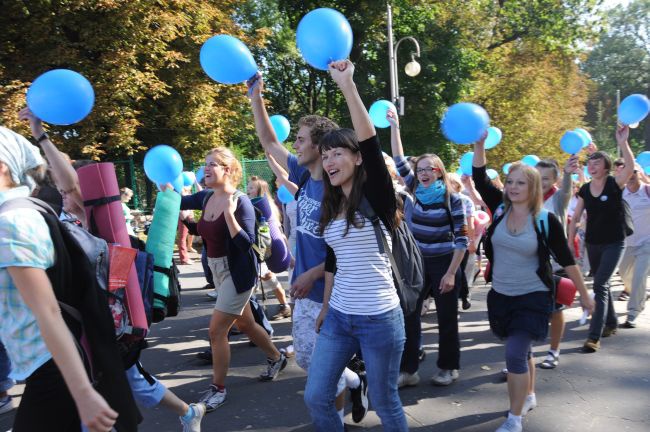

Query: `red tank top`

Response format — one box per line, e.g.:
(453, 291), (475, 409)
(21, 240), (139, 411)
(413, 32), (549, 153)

(198, 213), (228, 258)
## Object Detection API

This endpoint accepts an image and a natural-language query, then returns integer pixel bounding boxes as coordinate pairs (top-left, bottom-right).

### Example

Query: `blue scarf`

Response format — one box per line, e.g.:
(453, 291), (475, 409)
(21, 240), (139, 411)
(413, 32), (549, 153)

(415, 180), (446, 205)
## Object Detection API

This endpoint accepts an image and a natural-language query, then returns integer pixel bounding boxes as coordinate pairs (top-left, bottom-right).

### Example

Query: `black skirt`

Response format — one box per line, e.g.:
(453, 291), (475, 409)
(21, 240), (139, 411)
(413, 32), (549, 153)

(487, 289), (552, 341)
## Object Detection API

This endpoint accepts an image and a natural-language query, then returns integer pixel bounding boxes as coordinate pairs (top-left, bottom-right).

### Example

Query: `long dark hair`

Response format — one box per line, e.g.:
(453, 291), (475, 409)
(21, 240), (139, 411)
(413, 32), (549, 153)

(319, 128), (402, 235)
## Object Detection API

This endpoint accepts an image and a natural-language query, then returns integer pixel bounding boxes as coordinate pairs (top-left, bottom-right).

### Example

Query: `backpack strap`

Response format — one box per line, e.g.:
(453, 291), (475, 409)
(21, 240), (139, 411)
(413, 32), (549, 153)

(358, 196), (404, 295)
(201, 189), (215, 209)
(0, 196), (58, 217)
(535, 209), (550, 240)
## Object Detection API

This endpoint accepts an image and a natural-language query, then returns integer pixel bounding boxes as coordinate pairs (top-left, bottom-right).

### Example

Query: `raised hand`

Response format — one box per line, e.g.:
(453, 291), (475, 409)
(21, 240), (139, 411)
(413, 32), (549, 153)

(615, 124), (629, 146)
(246, 71), (263, 99)
(564, 154), (579, 174)
(328, 59), (354, 89)
(387, 108), (400, 128)
(18, 107), (45, 138)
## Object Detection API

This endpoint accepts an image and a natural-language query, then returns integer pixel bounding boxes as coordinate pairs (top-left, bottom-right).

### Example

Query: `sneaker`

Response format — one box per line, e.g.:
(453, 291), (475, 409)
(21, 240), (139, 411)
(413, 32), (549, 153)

(203, 283), (215, 290)
(501, 368), (509, 376)
(350, 372), (368, 423)
(583, 338), (600, 352)
(259, 352), (287, 381)
(539, 351), (559, 369)
(617, 292), (629, 301)
(397, 371), (420, 388)
(522, 393), (537, 415)
(421, 297), (432, 316)
(347, 355), (365, 375)
(621, 320), (637, 329)
(602, 326), (617, 337)
(495, 417), (522, 432)
(180, 402), (206, 431)
(0, 396), (14, 415)
(206, 290), (218, 300)
(271, 304), (292, 321)
(280, 345), (295, 358)
(198, 385), (226, 412)
(462, 297), (472, 310)
(431, 369), (459, 386)
(196, 348), (212, 365)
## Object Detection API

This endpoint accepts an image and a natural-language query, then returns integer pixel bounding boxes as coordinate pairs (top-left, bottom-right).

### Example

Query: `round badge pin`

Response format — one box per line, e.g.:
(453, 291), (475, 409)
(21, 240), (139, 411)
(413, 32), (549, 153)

(600, 195), (608, 202)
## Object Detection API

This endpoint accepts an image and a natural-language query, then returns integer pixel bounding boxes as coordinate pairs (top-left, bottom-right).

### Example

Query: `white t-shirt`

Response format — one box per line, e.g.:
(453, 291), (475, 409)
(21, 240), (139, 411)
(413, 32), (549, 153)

(623, 184), (650, 247)
(324, 213), (400, 315)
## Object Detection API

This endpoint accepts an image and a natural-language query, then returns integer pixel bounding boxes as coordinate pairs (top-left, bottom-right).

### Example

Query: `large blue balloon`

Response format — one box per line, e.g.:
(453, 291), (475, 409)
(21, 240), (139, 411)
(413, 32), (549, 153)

(182, 171), (195, 187)
(195, 166), (205, 184)
(486, 168), (498, 180)
(270, 115), (291, 142)
(277, 185), (295, 204)
(144, 145), (184, 185)
(584, 166), (591, 179)
(459, 152), (474, 176)
(573, 128), (592, 147)
(503, 163), (512, 175)
(296, 8), (353, 71)
(521, 155), (540, 167)
(172, 174), (184, 194)
(200, 35), (258, 84)
(369, 100), (397, 129)
(441, 103), (490, 145)
(618, 94), (650, 125)
(27, 69), (95, 125)
(485, 126), (502, 149)
(636, 151), (650, 168)
(560, 130), (585, 154)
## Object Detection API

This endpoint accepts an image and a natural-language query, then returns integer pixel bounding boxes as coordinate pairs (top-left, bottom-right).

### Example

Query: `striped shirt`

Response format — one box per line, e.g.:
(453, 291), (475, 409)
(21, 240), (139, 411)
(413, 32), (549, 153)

(324, 214), (400, 315)
(395, 156), (468, 256)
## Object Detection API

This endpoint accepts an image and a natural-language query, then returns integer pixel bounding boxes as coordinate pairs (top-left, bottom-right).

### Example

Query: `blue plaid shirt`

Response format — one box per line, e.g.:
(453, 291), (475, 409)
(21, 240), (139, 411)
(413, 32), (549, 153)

(0, 187), (55, 380)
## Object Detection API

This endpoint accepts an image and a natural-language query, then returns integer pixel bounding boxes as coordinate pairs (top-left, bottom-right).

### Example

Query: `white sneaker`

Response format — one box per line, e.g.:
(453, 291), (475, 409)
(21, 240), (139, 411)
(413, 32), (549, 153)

(495, 417), (522, 432)
(397, 371), (420, 388)
(198, 385), (226, 412)
(206, 290), (218, 300)
(522, 394), (537, 416)
(431, 369), (459, 386)
(180, 402), (206, 431)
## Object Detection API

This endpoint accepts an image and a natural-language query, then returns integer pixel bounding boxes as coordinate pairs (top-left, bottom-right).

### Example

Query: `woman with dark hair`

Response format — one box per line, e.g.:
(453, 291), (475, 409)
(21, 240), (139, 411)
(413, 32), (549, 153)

(303, 60), (407, 431)
(472, 137), (594, 432)
(388, 110), (468, 388)
(568, 126), (635, 352)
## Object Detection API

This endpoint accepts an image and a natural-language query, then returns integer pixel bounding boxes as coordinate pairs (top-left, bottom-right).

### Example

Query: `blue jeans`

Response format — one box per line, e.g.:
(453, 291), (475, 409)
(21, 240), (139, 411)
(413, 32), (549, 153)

(0, 341), (14, 393)
(586, 241), (624, 340)
(304, 307), (407, 432)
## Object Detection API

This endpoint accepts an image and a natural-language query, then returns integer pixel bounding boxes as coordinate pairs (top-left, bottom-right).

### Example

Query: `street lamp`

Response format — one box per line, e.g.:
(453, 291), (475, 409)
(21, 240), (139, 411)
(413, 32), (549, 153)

(387, 3), (421, 115)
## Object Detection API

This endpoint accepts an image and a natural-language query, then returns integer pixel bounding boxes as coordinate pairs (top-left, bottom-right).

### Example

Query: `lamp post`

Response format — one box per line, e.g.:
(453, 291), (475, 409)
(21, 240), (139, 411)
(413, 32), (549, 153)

(387, 3), (421, 116)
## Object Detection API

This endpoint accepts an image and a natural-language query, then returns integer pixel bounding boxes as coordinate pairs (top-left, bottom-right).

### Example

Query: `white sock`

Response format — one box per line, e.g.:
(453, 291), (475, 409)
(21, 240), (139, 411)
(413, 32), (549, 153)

(338, 408), (344, 423)
(508, 412), (522, 423)
(549, 349), (559, 357)
(343, 367), (360, 389)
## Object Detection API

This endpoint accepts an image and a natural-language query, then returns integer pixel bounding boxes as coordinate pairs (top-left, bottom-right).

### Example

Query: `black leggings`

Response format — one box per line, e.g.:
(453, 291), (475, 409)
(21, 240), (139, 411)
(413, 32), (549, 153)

(13, 360), (81, 432)
(505, 330), (533, 374)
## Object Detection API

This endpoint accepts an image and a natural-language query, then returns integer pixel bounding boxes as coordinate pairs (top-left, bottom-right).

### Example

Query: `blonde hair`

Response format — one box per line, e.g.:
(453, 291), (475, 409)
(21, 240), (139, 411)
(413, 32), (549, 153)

(207, 147), (242, 187)
(248, 176), (281, 221)
(446, 172), (463, 193)
(503, 162), (543, 216)
(413, 153), (452, 201)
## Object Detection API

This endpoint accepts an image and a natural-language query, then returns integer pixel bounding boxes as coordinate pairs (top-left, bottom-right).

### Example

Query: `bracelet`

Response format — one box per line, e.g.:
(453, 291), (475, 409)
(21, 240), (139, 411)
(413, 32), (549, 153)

(36, 132), (49, 145)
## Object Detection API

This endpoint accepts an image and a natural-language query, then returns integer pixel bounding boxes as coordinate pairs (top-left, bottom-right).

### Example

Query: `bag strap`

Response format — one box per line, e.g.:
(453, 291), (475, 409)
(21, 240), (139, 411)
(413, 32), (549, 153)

(0, 196), (58, 217)
(83, 195), (121, 207)
(358, 197), (404, 295)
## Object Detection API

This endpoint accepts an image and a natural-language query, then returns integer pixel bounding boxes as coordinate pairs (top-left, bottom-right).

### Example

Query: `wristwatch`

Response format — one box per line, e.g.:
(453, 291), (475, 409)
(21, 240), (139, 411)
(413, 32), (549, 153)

(35, 132), (49, 146)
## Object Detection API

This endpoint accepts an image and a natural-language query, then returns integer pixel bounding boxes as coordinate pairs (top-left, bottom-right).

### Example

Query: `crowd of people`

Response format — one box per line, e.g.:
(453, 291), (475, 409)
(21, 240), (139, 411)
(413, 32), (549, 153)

(0, 59), (648, 432)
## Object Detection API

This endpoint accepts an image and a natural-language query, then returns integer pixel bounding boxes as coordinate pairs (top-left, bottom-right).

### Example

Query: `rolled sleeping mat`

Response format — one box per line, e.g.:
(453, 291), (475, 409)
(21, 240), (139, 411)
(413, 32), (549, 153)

(251, 195), (290, 273)
(77, 162), (148, 337)
(145, 189), (181, 322)
(473, 210), (490, 235)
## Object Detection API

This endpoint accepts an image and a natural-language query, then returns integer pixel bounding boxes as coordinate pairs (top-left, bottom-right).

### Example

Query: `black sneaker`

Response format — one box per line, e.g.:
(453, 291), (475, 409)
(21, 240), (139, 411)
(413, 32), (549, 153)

(347, 355), (365, 374)
(196, 348), (212, 364)
(462, 298), (471, 310)
(259, 352), (287, 381)
(350, 372), (368, 423)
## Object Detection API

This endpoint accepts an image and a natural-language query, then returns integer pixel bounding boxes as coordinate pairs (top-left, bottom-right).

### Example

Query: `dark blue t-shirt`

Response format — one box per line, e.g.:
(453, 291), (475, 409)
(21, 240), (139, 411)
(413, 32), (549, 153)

(288, 154), (326, 303)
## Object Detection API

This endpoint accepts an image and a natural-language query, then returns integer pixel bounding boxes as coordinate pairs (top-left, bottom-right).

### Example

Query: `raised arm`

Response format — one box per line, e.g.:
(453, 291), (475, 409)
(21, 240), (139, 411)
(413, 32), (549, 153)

(247, 73), (290, 170)
(266, 151), (298, 195)
(328, 60), (375, 142)
(614, 125), (635, 188)
(387, 109), (405, 158)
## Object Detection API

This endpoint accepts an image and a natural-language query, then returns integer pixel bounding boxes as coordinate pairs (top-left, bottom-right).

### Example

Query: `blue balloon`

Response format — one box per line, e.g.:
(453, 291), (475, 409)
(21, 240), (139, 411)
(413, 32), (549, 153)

(172, 174), (184, 194)
(455, 168), (463, 176)
(369, 100), (397, 129)
(486, 168), (498, 180)
(296, 8), (353, 71)
(560, 131), (585, 154)
(573, 128), (592, 147)
(144, 145), (184, 185)
(441, 102), (490, 145)
(195, 166), (205, 183)
(182, 171), (195, 187)
(618, 94), (650, 125)
(571, 173), (579, 182)
(27, 69), (95, 125)
(583, 166), (591, 179)
(485, 126), (502, 149)
(277, 185), (295, 204)
(200, 35), (258, 84)
(459, 152), (474, 176)
(645, 166), (650, 175)
(270, 115), (291, 142)
(637, 151), (650, 168)
(503, 163), (512, 175)
(521, 155), (540, 167)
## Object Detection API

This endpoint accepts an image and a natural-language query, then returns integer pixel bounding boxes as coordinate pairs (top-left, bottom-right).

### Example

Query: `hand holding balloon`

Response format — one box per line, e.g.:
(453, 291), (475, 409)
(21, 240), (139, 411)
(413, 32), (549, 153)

(564, 155), (579, 174)
(18, 108), (45, 139)
(386, 108), (399, 129)
(328, 60), (354, 89)
(246, 72), (263, 99)
(615, 124), (630, 146)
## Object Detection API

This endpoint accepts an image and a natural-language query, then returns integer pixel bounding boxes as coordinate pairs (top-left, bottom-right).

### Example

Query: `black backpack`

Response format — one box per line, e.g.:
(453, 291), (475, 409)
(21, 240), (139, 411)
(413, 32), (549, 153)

(358, 196), (426, 317)
(0, 197), (140, 431)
